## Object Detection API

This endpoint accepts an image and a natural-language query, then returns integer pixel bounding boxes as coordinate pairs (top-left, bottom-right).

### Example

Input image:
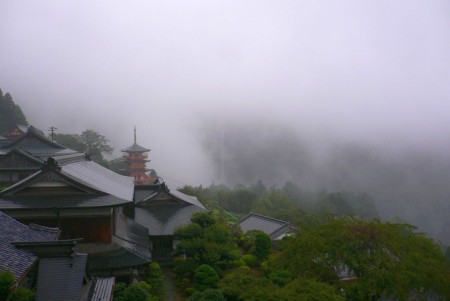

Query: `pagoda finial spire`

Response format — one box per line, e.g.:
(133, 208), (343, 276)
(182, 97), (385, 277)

(134, 125), (137, 145)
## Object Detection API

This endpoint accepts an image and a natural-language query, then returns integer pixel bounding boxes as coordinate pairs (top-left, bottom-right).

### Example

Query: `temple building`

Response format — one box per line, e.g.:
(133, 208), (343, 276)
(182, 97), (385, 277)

(0, 127), (151, 279)
(121, 127), (156, 185)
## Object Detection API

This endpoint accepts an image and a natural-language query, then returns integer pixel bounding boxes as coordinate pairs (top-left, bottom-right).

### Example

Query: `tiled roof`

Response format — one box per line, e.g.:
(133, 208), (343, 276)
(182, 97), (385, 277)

(61, 160), (135, 201)
(135, 204), (206, 236)
(0, 157), (135, 208)
(35, 254), (87, 301)
(135, 185), (206, 209)
(85, 277), (115, 301)
(0, 212), (59, 282)
(237, 212), (296, 240)
(0, 126), (66, 152)
(0, 194), (130, 209)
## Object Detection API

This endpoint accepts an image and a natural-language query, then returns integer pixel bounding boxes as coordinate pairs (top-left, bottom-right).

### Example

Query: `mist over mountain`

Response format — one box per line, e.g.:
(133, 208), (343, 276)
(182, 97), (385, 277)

(199, 119), (450, 244)
(1, 1), (449, 243)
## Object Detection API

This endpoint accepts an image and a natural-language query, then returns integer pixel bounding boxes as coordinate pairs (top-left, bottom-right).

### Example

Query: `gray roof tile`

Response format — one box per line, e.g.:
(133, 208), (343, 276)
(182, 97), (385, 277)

(62, 160), (134, 201)
(0, 195), (130, 209)
(135, 205), (206, 236)
(0, 212), (59, 281)
(237, 212), (296, 240)
(86, 277), (115, 301)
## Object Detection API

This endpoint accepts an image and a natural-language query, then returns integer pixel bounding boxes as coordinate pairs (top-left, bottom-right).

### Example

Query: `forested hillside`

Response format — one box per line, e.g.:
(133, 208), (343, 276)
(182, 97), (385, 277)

(0, 88), (28, 134)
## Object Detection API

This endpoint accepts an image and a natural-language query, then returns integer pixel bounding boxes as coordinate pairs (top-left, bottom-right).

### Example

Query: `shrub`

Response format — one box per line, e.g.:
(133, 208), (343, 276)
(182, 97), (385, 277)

(123, 281), (153, 301)
(113, 282), (127, 301)
(240, 254), (258, 267)
(144, 262), (165, 301)
(194, 264), (219, 291)
(0, 271), (14, 301)
(7, 287), (35, 301)
(189, 288), (224, 301)
(268, 270), (292, 286)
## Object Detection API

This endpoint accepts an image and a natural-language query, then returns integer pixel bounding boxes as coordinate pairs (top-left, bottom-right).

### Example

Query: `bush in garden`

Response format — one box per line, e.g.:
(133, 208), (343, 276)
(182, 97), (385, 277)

(0, 271), (14, 301)
(143, 262), (165, 300)
(193, 264), (219, 291)
(189, 288), (224, 301)
(7, 287), (35, 301)
(240, 254), (258, 267)
(268, 270), (292, 286)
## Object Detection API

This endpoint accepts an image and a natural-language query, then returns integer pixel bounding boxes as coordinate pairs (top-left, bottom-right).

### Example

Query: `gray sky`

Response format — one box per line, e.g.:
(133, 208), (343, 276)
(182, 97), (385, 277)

(1, 0), (450, 186)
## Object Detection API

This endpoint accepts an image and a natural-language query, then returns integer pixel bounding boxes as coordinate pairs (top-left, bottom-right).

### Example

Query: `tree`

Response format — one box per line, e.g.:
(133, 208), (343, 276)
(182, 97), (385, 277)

(275, 217), (450, 300)
(252, 187), (296, 217)
(79, 129), (113, 160)
(218, 267), (261, 301)
(254, 231), (271, 260)
(174, 212), (240, 269)
(280, 277), (344, 301)
(0, 89), (28, 134)
(53, 129), (113, 166)
(53, 133), (84, 151)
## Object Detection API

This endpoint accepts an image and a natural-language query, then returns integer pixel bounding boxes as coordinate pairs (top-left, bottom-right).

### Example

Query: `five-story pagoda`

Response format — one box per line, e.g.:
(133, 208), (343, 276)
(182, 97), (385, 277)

(121, 127), (155, 185)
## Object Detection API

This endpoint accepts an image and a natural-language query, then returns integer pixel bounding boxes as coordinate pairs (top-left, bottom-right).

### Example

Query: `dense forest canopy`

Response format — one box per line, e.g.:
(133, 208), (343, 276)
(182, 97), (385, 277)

(0, 88), (28, 134)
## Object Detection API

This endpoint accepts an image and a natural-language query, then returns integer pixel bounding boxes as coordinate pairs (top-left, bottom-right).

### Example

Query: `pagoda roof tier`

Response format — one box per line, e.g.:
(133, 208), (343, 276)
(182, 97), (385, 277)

(123, 159), (151, 163)
(121, 143), (150, 153)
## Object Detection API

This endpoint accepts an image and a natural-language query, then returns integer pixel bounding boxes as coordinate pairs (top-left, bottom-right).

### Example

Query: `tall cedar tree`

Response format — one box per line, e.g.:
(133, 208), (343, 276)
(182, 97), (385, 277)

(0, 89), (28, 134)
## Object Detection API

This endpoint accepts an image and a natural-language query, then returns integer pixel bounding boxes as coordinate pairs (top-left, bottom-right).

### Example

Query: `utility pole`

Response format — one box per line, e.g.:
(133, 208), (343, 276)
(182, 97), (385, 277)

(48, 126), (58, 141)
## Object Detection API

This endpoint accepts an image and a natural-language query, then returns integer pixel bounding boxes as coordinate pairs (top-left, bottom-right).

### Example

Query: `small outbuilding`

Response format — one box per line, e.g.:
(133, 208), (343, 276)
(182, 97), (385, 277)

(237, 212), (297, 241)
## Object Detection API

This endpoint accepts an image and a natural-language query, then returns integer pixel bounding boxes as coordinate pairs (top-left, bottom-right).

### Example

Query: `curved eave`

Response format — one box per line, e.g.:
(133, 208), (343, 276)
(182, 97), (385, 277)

(0, 195), (132, 210)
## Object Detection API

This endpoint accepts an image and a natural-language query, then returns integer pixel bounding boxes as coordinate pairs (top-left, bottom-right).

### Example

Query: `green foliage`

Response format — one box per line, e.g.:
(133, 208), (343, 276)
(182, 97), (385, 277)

(218, 267), (260, 301)
(107, 157), (128, 175)
(314, 192), (379, 219)
(79, 129), (113, 158)
(53, 129), (113, 166)
(113, 282), (127, 301)
(194, 264), (219, 291)
(174, 213), (240, 268)
(143, 262), (165, 301)
(191, 212), (216, 228)
(281, 277), (344, 301)
(276, 217), (450, 300)
(240, 254), (258, 267)
(268, 270), (292, 286)
(53, 133), (85, 151)
(252, 188), (295, 217)
(173, 258), (200, 284)
(254, 231), (272, 259)
(124, 281), (154, 301)
(189, 288), (224, 301)
(0, 89), (28, 134)
(7, 287), (35, 301)
(0, 271), (15, 301)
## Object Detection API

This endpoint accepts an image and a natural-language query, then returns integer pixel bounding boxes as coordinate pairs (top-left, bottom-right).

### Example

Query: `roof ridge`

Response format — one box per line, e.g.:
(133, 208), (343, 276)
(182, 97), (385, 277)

(243, 212), (289, 225)
(28, 223), (61, 234)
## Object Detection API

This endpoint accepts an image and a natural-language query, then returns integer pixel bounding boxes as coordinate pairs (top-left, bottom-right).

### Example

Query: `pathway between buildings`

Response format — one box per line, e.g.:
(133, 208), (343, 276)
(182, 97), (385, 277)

(163, 267), (180, 301)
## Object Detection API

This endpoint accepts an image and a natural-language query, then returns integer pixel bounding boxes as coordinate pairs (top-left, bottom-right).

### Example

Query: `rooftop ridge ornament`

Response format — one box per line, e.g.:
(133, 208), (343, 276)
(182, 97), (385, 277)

(42, 156), (61, 171)
(134, 125), (137, 145)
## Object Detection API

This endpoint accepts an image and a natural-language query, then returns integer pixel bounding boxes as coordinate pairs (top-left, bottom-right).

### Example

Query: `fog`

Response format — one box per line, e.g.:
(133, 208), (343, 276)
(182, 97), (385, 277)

(1, 1), (449, 242)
